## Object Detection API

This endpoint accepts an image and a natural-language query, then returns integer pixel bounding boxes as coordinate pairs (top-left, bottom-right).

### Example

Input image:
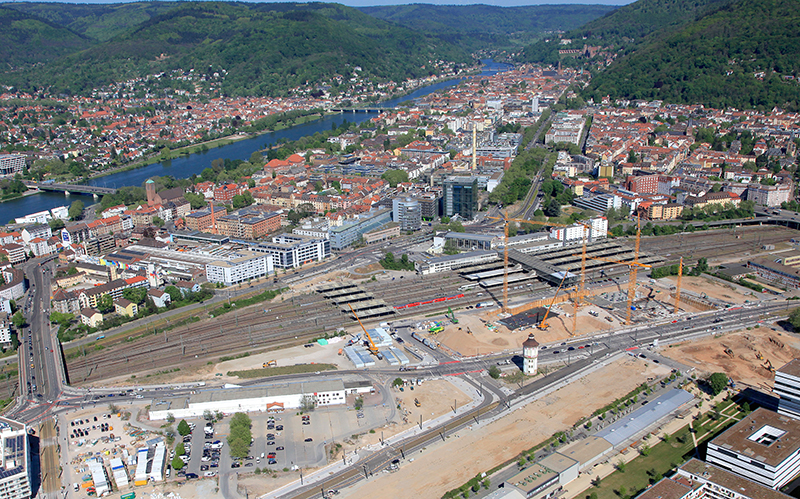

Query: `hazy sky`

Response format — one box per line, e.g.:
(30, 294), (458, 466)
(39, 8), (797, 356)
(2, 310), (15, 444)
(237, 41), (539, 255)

(34, 0), (635, 6)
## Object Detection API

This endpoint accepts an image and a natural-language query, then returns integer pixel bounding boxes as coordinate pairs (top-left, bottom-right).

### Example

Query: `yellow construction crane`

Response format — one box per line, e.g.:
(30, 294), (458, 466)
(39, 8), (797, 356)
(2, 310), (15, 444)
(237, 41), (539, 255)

(348, 304), (381, 359)
(580, 252), (652, 325)
(537, 272), (569, 330)
(486, 212), (590, 313)
(674, 256), (683, 314)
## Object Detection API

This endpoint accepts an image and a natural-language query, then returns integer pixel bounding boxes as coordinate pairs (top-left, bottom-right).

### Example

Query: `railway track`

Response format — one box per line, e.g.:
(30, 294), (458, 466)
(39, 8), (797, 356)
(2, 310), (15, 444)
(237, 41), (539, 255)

(64, 275), (545, 384)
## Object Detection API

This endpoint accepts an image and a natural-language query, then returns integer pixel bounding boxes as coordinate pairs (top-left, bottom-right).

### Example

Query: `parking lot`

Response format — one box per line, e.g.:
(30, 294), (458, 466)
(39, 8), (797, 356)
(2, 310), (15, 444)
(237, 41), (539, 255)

(173, 395), (387, 479)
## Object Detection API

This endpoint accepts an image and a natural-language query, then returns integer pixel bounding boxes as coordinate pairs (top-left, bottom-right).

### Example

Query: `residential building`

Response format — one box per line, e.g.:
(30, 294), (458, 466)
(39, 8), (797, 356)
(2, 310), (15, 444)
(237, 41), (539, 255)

(706, 407), (800, 489)
(392, 198), (422, 231)
(174, 281), (200, 295)
(114, 298), (138, 318)
(0, 243), (26, 264)
(21, 224), (51, 245)
(213, 184), (241, 204)
(215, 208), (281, 240)
(206, 251), (274, 286)
(80, 308), (103, 328)
(184, 205), (228, 232)
(0, 154), (25, 176)
(625, 174), (659, 194)
(0, 313), (10, 347)
(146, 289), (171, 308)
(747, 183), (792, 207)
(443, 177), (479, 220)
(77, 279), (128, 309)
(52, 289), (80, 315)
(0, 417), (32, 499)
(292, 220), (329, 239)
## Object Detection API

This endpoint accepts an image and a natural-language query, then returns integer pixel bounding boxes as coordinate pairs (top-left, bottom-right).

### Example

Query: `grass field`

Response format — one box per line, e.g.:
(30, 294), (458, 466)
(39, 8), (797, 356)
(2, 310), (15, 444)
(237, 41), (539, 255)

(227, 363), (337, 378)
(581, 398), (746, 499)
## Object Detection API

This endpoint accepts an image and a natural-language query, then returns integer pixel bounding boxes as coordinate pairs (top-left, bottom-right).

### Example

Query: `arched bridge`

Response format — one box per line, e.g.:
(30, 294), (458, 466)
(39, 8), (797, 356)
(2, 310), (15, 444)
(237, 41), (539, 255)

(23, 181), (117, 195)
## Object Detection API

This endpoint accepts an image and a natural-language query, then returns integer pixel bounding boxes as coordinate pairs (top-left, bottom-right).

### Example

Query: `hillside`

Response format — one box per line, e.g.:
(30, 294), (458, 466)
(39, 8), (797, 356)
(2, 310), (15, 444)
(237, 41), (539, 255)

(585, 0), (800, 110)
(1, 2), (471, 97)
(0, 6), (92, 70)
(1, 2), (177, 41)
(522, 0), (735, 66)
(359, 4), (617, 51)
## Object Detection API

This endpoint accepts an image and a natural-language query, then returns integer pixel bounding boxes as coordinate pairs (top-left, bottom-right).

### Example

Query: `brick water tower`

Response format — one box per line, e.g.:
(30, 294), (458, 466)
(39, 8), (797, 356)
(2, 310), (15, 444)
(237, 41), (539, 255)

(522, 334), (540, 375)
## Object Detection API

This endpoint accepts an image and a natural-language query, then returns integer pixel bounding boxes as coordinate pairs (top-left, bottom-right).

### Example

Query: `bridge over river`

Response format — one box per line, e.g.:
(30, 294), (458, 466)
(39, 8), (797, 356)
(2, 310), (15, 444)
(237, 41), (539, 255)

(22, 181), (116, 196)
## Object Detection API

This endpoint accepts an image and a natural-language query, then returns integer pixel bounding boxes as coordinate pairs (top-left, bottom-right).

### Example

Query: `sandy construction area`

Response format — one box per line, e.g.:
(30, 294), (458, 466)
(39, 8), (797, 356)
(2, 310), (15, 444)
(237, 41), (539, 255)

(657, 275), (754, 305)
(340, 356), (665, 499)
(660, 325), (800, 390)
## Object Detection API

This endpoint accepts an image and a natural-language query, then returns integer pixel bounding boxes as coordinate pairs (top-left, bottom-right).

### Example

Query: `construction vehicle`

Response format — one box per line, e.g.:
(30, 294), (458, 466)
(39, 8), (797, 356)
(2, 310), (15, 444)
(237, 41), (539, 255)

(724, 347), (734, 359)
(447, 306), (459, 324)
(349, 304), (383, 360)
(486, 211), (592, 313)
(537, 273), (569, 330)
(262, 360), (277, 368)
(414, 398), (421, 407)
(764, 359), (775, 373)
(756, 351), (764, 361)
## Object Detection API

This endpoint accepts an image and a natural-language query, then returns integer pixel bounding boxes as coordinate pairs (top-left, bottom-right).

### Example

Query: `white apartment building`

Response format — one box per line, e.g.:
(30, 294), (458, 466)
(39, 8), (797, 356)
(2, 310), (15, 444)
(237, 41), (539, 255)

(205, 250), (273, 286)
(706, 407), (800, 489)
(0, 154), (25, 177)
(0, 417), (32, 499)
(253, 234), (330, 269)
(549, 217), (608, 244)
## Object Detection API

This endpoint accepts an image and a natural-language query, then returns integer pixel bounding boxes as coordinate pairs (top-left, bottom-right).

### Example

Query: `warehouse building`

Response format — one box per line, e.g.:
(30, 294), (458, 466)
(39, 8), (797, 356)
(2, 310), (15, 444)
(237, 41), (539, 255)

(149, 379), (371, 420)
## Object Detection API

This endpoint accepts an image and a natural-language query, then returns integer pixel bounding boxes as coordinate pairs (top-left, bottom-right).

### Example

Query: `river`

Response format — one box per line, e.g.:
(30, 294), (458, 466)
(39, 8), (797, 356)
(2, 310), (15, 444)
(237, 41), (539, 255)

(3, 60), (511, 222)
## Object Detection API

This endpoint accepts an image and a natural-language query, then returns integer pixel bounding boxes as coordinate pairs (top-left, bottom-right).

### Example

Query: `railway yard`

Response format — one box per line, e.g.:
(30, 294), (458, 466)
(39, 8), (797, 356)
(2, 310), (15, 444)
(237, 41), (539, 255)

(53, 224), (799, 388)
(11, 222), (800, 499)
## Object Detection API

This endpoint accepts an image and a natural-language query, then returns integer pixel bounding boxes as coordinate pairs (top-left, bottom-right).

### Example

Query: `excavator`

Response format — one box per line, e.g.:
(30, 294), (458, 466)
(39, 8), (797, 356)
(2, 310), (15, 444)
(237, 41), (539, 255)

(537, 272), (569, 331)
(447, 306), (459, 324)
(349, 303), (383, 360)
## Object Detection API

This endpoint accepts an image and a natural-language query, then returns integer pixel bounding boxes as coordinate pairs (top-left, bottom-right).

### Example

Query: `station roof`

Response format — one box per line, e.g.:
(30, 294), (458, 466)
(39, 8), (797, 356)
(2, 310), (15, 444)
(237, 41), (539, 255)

(595, 389), (694, 447)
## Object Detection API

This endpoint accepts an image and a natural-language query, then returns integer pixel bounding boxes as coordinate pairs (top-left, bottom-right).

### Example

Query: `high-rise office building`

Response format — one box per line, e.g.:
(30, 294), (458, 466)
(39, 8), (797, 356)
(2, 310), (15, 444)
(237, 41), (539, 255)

(443, 177), (479, 220)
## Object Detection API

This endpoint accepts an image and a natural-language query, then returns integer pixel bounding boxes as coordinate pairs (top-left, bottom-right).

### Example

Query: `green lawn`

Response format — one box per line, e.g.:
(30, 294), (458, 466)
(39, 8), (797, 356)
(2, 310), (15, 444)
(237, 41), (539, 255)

(582, 403), (746, 499)
(227, 363), (337, 378)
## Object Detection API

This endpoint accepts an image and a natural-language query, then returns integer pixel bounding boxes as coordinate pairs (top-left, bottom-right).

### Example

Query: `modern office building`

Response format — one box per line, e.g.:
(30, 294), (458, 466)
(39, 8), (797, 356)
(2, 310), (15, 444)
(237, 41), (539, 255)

(706, 407), (800, 489)
(392, 198), (422, 231)
(0, 417), (32, 499)
(253, 234), (330, 269)
(329, 209), (392, 250)
(443, 177), (479, 220)
(205, 250), (274, 286)
(774, 359), (800, 421)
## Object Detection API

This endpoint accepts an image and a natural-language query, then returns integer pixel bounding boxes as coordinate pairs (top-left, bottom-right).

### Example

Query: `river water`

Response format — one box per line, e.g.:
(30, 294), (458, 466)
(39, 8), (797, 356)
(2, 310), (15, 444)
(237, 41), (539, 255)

(3, 60), (511, 222)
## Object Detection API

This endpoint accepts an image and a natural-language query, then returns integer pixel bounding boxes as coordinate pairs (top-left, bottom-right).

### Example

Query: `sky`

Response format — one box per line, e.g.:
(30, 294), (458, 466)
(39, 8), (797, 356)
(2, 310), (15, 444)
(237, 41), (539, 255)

(23, 0), (636, 6)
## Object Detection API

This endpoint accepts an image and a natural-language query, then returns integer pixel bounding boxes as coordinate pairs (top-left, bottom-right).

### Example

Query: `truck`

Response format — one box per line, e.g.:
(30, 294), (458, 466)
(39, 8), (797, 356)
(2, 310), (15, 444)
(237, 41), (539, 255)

(476, 302), (494, 308)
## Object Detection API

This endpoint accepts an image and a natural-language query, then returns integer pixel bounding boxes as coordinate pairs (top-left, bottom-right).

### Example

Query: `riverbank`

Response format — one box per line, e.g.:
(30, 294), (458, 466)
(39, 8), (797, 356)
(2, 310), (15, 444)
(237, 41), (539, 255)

(0, 188), (45, 205)
(88, 111), (331, 180)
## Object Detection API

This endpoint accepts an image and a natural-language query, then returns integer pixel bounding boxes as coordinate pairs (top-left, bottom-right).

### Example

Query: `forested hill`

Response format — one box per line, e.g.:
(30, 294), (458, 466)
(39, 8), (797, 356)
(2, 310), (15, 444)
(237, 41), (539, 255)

(585, 0), (800, 111)
(0, 1), (177, 41)
(521, 0), (735, 66)
(0, 6), (92, 69)
(1, 2), (471, 97)
(359, 4), (617, 51)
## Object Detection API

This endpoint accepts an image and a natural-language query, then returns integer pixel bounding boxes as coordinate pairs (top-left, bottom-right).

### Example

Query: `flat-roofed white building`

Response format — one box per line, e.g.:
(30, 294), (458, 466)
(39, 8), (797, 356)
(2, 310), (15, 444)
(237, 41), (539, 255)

(416, 250), (498, 275)
(205, 250), (273, 286)
(0, 417), (31, 499)
(775, 359), (800, 420)
(707, 407), (800, 489)
(149, 379), (356, 420)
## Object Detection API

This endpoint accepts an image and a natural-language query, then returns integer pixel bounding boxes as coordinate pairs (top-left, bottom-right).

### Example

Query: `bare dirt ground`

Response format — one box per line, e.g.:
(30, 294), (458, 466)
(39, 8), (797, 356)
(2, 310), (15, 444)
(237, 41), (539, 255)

(661, 325), (800, 391)
(656, 275), (754, 305)
(433, 299), (619, 357)
(340, 356), (666, 499)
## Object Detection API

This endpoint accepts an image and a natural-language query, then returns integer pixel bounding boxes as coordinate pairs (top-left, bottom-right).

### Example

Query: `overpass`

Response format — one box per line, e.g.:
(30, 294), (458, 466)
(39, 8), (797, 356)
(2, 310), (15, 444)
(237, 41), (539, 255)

(23, 181), (116, 196)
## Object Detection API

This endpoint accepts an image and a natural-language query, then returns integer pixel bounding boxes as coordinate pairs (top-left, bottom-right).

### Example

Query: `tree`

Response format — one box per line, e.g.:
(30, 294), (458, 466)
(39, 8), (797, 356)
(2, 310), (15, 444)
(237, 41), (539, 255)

(97, 294), (113, 314)
(300, 395), (316, 412)
(184, 192), (207, 209)
(392, 378), (404, 388)
(11, 311), (25, 329)
(165, 286), (182, 303)
(381, 169), (409, 187)
(488, 366), (501, 379)
(122, 287), (147, 305)
(152, 216), (165, 227)
(708, 372), (729, 396)
(48, 218), (65, 231)
(166, 413), (175, 424)
(227, 412), (252, 459)
(544, 198), (561, 217)
(175, 442), (185, 456)
(788, 308), (800, 331)
(171, 455), (184, 471)
(177, 420), (191, 437)
(68, 199), (84, 220)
